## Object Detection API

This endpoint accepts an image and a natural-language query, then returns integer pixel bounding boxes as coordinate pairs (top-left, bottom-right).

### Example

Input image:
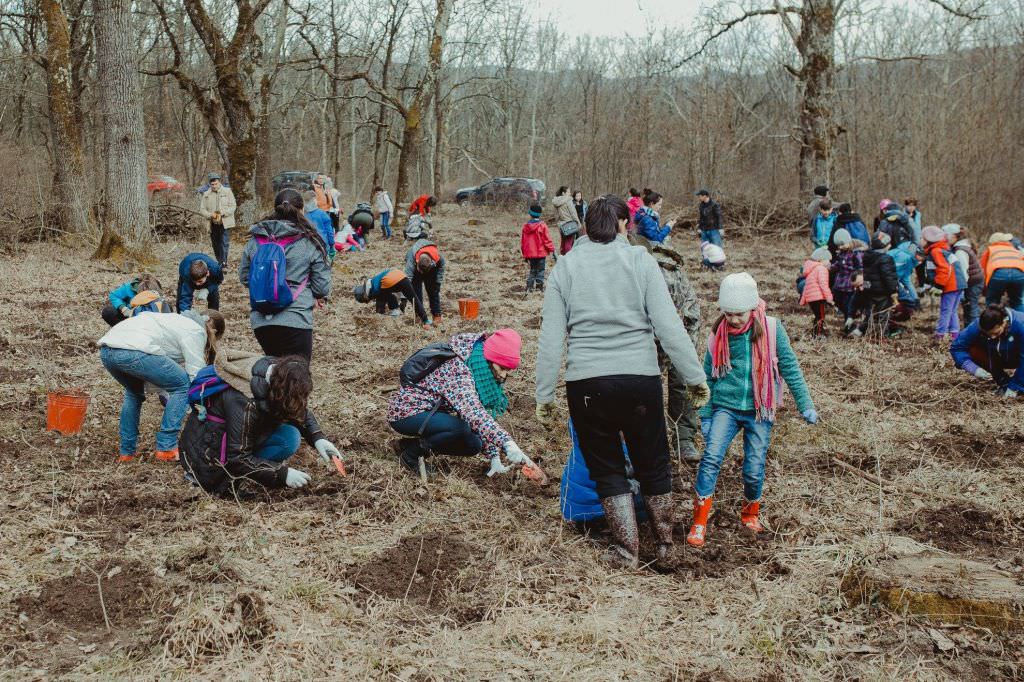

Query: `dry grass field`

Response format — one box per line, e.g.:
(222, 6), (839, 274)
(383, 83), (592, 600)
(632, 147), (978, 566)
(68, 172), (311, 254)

(2, 210), (1023, 680)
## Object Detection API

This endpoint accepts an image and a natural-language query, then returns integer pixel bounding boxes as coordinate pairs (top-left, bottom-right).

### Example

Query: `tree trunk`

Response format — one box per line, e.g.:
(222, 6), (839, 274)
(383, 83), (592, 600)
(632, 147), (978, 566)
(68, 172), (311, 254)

(41, 0), (92, 236)
(795, 0), (837, 195)
(91, 0), (150, 261)
(433, 92), (446, 198)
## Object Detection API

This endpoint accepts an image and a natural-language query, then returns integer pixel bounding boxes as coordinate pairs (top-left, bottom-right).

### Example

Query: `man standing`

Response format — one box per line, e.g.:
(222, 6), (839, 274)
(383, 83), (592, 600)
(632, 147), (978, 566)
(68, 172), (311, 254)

(807, 185), (830, 234)
(695, 189), (723, 247)
(314, 174), (338, 232)
(199, 173), (236, 271)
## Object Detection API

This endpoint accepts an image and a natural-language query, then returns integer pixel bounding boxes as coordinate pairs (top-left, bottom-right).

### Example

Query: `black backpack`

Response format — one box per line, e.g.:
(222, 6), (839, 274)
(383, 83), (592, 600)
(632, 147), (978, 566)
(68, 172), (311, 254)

(399, 342), (456, 387)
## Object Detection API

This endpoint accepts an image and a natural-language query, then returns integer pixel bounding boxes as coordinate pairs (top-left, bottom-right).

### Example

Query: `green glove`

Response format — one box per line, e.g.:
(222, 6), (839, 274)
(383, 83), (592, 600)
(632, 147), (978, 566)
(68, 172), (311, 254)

(535, 402), (558, 430)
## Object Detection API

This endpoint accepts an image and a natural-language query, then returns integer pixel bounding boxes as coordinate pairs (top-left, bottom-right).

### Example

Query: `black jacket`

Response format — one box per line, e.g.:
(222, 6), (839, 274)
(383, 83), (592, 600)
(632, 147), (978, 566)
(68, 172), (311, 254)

(180, 356), (325, 495)
(697, 200), (723, 232)
(861, 248), (898, 296)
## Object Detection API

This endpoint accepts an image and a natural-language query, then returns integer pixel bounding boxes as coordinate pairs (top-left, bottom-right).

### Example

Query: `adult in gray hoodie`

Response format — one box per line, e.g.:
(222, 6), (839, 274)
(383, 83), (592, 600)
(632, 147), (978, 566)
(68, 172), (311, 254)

(239, 189), (332, 361)
(534, 194), (709, 570)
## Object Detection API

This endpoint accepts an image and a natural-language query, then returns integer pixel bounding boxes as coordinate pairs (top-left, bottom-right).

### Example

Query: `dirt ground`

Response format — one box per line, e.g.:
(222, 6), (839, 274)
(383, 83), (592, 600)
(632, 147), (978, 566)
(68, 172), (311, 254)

(2, 210), (1024, 680)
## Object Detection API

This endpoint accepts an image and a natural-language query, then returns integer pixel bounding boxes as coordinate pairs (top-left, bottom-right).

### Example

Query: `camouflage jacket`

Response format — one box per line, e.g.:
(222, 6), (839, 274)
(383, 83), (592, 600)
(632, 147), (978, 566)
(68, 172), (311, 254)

(630, 234), (700, 334)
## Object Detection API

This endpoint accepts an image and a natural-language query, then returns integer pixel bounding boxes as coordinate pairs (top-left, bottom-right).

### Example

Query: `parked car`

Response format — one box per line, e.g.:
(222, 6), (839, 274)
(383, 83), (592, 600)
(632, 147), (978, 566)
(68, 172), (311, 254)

(147, 175), (186, 196)
(272, 171), (321, 194)
(454, 177), (546, 207)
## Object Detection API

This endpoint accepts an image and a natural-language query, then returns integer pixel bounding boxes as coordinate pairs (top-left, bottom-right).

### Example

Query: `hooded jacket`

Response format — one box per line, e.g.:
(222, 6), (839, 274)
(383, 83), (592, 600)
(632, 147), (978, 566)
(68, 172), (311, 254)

(176, 253), (223, 312)
(520, 219), (555, 259)
(553, 194), (581, 229)
(634, 206), (671, 243)
(811, 212), (837, 247)
(951, 239), (983, 287)
(832, 212), (870, 250)
(878, 209), (913, 246)
(179, 350), (326, 495)
(799, 260), (833, 305)
(926, 240), (967, 292)
(98, 313), (208, 380)
(239, 219), (332, 330)
(405, 238), (447, 283)
(950, 311), (1024, 391)
(861, 245), (898, 296)
(698, 199), (723, 232)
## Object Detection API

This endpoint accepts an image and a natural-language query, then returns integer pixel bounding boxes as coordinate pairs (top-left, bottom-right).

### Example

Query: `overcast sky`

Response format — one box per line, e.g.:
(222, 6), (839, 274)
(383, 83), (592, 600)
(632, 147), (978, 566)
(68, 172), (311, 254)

(523, 0), (702, 38)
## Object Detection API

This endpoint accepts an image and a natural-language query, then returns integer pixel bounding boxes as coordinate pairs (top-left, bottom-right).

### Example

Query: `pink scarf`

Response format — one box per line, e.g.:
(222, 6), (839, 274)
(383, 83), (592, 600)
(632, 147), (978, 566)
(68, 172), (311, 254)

(709, 299), (782, 421)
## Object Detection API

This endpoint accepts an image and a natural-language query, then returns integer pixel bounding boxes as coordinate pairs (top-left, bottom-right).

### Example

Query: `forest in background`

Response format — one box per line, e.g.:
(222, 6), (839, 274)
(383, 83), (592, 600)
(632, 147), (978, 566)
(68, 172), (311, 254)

(0, 0), (1022, 254)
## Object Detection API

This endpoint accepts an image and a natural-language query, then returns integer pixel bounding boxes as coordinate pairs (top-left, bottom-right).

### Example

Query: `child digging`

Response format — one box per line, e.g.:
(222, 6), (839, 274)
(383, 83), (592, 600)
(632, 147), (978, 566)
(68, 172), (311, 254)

(687, 273), (817, 547)
(800, 247), (834, 337)
(923, 225), (967, 341)
(521, 203), (554, 292)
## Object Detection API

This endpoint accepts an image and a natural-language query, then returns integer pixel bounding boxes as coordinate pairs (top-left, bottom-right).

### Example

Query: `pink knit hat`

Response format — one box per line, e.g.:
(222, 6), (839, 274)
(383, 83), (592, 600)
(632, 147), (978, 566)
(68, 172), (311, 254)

(879, 199), (893, 212)
(921, 225), (946, 243)
(483, 329), (522, 369)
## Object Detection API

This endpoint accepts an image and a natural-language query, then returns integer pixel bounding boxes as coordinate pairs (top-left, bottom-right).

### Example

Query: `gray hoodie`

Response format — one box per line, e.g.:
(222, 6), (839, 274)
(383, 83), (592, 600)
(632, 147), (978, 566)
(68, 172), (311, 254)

(404, 238), (447, 284)
(535, 234), (706, 405)
(239, 219), (332, 330)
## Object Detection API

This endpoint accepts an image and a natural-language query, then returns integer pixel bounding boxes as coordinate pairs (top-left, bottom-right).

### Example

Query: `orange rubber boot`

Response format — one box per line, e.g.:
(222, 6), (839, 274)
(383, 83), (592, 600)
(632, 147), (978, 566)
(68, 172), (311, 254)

(741, 500), (763, 533)
(154, 448), (179, 462)
(686, 496), (713, 547)
(117, 453), (136, 463)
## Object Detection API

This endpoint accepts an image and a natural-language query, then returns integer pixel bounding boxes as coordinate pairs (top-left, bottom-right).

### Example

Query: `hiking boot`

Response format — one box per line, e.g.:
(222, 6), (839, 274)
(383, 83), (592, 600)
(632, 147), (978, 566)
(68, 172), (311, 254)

(678, 440), (701, 463)
(740, 499), (763, 533)
(154, 448), (179, 462)
(392, 438), (434, 479)
(599, 493), (639, 569)
(644, 493), (675, 569)
(432, 315), (442, 325)
(686, 495), (713, 547)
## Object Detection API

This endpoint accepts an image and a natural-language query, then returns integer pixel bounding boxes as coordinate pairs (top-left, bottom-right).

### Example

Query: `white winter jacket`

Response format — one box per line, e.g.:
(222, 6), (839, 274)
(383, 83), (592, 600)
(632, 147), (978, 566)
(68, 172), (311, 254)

(374, 190), (394, 214)
(98, 313), (208, 379)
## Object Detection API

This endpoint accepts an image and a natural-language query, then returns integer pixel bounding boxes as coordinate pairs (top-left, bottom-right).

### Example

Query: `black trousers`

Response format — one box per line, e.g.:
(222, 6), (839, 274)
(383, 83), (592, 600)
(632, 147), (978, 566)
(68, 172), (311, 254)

(101, 304), (128, 327)
(254, 325), (314, 362)
(412, 271), (442, 317)
(210, 222), (229, 267)
(375, 280), (427, 322)
(566, 374), (671, 499)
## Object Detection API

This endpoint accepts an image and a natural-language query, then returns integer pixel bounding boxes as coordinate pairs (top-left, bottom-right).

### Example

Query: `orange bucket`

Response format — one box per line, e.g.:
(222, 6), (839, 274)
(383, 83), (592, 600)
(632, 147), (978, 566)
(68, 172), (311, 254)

(457, 298), (480, 320)
(46, 390), (90, 435)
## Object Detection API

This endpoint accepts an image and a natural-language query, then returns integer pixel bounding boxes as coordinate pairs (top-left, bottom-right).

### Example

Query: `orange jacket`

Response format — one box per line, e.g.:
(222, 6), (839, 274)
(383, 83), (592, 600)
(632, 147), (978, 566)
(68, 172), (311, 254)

(980, 242), (1024, 284)
(926, 240), (966, 293)
(314, 185), (334, 211)
(409, 194), (432, 216)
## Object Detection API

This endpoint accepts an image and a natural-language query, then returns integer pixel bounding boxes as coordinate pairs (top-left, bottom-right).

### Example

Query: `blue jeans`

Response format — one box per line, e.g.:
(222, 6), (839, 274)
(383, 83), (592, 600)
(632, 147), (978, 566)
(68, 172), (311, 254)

(987, 268), (1024, 311)
(100, 347), (189, 454)
(696, 407), (773, 501)
(254, 424), (302, 462)
(390, 411), (483, 457)
(380, 211), (392, 238)
(700, 229), (723, 247)
(897, 273), (918, 307)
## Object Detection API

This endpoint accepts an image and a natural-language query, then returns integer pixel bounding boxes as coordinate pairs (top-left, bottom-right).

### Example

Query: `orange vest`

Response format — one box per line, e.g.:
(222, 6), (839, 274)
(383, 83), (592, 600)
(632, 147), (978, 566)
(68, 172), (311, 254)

(380, 269), (406, 289)
(982, 243), (1024, 284)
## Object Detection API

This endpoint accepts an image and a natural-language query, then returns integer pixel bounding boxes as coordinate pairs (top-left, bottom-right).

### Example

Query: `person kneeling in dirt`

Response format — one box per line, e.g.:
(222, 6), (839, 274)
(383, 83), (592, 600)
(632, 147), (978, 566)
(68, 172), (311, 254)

(98, 310), (225, 463)
(176, 253), (223, 313)
(353, 268), (429, 326)
(950, 304), (1024, 398)
(405, 236), (446, 324)
(387, 329), (536, 480)
(180, 351), (344, 495)
(102, 274), (170, 326)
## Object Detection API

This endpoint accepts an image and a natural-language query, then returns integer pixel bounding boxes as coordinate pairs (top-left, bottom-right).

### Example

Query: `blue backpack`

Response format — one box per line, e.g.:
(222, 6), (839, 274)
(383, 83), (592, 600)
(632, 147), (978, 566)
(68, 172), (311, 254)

(248, 234), (308, 314)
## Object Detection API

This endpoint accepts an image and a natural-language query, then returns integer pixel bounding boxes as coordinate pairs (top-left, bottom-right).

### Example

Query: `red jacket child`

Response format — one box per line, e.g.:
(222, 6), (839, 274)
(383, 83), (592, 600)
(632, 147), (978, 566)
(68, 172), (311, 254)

(409, 194), (436, 216)
(521, 218), (554, 259)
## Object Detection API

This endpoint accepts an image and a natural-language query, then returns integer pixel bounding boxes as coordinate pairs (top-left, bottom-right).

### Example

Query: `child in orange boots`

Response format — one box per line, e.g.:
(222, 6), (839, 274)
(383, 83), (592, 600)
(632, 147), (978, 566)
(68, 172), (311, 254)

(688, 273), (817, 547)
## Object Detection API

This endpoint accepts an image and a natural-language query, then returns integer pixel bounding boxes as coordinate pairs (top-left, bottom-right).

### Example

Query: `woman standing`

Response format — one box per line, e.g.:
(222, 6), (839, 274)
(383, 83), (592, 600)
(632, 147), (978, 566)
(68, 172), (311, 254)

(552, 186), (582, 255)
(572, 191), (588, 223)
(535, 195), (709, 569)
(239, 189), (332, 362)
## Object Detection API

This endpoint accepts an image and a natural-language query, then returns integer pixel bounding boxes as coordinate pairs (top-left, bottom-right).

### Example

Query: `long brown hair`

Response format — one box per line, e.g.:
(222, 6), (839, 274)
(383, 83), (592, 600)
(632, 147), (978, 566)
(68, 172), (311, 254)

(262, 189), (329, 263)
(204, 310), (226, 364)
(267, 355), (312, 422)
(712, 313), (764, 344)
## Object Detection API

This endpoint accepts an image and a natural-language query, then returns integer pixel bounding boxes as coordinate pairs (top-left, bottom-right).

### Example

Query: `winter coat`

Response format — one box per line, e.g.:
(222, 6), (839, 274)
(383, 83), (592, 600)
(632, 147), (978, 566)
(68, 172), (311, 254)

(634, 206), (671, 243)
(374, 190), (394, 214)
(520, 219), (555, 259)
(697, 318), (814, 422)
(831, 213), (870, 250)
(806, 195), (826, 231)
(800, 260), (833, 305)
(630, 233), (701, 331)
(553, 194), (581, 230)
(980, 242), (1024, 284)
(811, 212), (837, 247)
(698, 199), (723, 232)
(878, 209), (913, 246)
(409, 194), (433, 216)
(108, 280), (142, 310)
(386, 333), (512, 460)
(98, 313), (208, 380)
(307, 209), (337, 261)
(239, 219), (332, 330)
(951, 310), (1024, 391)
(198, 186), (237, 229)
(889, 243), (918, 282)
(861, 248), (898, 297)
(830, 246), (865, 292)
(176, 253), (223, 312)
(179, 352), (326, 495)
(627, 196), (643, 221)
(906, 209), (923, 245)
(405, 238), (447, 283)
(952, 240), (984, 287)
(926, 240), (967, 292)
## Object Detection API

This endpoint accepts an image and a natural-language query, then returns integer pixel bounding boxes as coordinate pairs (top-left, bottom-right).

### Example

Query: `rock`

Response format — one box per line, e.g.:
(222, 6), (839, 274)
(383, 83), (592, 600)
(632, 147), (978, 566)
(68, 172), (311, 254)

(467, 219), (482, 226)
(843, 544), (1024, 631)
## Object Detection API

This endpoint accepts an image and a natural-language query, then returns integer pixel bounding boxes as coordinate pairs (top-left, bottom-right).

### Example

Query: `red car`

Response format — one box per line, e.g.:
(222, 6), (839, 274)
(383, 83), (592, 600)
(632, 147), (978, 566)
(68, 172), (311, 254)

(147, 175), (186, 196)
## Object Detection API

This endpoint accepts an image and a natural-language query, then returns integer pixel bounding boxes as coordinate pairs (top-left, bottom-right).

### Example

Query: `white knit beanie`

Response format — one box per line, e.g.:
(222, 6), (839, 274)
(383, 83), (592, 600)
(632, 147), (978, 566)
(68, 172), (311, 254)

(718, 272), (759, 313)
(832, 228), (851, 246)
(811, 246), (832, 262)
(942, 223), (962, 237)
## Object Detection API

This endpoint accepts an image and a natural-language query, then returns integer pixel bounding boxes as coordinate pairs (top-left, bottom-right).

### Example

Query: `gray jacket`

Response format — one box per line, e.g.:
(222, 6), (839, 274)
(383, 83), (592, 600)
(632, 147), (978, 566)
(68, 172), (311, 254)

(239, 219), (332, 330)
(552, 194), (581, 228)
(404, 238), (446, 284)
(535, 235), (706, 405)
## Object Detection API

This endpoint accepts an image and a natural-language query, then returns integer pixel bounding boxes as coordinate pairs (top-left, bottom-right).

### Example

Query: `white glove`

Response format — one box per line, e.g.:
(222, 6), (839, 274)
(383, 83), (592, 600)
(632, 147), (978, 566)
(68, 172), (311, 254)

(314, 438), (342, 464)
(195, 288), (209, 302)
(486, 455), (510, 477)
(1003, 388), (1018, 399)
(503, 440), (534, 467)
(285, 468), (310, 489)
(973, 368), (992, 380)
(119, 306), (132, 317)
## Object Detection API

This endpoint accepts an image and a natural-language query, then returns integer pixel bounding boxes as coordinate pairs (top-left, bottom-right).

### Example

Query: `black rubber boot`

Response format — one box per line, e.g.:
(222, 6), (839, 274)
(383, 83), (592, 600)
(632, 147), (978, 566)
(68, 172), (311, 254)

(599, 493), (639, 569)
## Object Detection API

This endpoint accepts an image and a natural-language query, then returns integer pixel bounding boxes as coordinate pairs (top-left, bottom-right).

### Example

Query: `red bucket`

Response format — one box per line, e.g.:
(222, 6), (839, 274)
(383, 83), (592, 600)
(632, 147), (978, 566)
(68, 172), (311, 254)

(46, 390), (90, 435)
(457, 298), (480, 320)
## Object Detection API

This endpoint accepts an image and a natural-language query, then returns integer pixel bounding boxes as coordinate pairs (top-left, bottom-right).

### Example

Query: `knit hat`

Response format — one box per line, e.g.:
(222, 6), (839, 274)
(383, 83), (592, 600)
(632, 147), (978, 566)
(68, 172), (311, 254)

(879, 199), (893, 212)
(810, 247), (832, 262)
(921, 225), (946, 243)
(989, 232), (1014, 244)
(718, 272), (759, 313)
(832, 228), (851, 246)
(482, 329), (522, 370)
(352, 279), (370, 303)
(528, 203), (543, 218)
(813, 185), (829, 197)
(942, 223), (962, 236)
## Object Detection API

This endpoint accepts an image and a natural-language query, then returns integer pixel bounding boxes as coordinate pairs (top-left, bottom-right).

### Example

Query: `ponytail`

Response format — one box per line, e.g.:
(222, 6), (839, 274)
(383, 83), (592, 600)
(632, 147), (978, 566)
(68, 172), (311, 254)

(203, 310), (226, 364)
(263, 189), (329, 264)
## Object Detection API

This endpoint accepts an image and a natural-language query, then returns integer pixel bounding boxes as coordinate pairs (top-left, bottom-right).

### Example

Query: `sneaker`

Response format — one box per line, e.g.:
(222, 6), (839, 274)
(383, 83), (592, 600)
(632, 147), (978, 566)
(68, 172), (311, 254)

(117, 453), (136, 463)
(154, 448), (179, 462)
(849, 328), (863, 338)
(389, 309), (401, 317)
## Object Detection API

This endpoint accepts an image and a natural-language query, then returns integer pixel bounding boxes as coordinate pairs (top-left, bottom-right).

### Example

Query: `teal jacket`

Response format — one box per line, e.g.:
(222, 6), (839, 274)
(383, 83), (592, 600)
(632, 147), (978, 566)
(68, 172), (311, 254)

(698, 319), (814, 420)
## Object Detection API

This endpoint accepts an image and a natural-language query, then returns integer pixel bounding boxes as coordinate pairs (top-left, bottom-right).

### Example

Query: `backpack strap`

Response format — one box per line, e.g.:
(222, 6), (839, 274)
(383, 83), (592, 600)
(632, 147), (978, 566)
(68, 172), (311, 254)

(203, 412), (229, 465)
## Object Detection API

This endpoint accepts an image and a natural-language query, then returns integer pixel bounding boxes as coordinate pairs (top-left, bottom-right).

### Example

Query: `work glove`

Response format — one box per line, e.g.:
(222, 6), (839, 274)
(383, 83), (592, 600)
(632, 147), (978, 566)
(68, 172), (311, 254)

(802, 409), (819, 424)
(973, 367), (992, 380)
(119, 306), (132, 318)
(929, 286), (944, 296)
(700, 419), (711, 441)
(1003, 388), (1018, 399)
(685, 382), (711, 409)
(285, 468), (311, 489)
(486, 455), (510, 477)
(535, 402), (558, 429)
(195, 288), (209, 302)
(314, 438), (342, 465)
(503, 440), (534, 467)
